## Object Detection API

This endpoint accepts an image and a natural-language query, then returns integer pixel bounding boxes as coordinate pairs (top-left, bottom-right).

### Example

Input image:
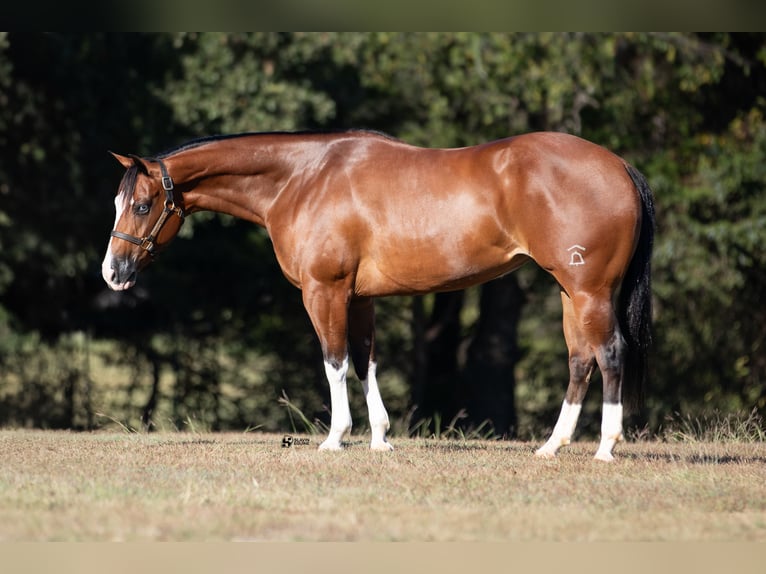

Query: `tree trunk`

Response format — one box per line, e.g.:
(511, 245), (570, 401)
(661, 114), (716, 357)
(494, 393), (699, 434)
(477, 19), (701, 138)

(142, 348), (161, 431)
(461, 274), (525, 437)
(410, 291), (464, 430)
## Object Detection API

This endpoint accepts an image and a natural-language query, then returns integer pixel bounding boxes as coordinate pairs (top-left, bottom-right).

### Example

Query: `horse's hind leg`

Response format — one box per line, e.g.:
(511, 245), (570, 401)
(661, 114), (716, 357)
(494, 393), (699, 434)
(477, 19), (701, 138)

(348, 298), (393, 451)
(592, 327), (627, 462)
(570, 291), (626, 461)
(536, 291), (597, 458)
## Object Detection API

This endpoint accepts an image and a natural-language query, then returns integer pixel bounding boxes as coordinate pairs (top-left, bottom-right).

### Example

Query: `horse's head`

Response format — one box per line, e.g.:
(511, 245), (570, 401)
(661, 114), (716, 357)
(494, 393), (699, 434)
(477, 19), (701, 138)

(101, 153), (185, 291)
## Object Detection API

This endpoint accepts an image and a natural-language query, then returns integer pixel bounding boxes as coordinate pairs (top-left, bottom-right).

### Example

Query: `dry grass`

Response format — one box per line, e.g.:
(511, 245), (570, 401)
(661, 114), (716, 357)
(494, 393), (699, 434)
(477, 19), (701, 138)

(0, 429), (764, 541)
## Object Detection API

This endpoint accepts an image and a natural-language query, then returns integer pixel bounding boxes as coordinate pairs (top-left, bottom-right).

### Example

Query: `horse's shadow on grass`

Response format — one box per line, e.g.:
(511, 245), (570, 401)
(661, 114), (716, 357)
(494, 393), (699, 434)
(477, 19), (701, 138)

(619, 450), (766, 465)
(143, 436), (765, 465)
(411, 440), (766, 465)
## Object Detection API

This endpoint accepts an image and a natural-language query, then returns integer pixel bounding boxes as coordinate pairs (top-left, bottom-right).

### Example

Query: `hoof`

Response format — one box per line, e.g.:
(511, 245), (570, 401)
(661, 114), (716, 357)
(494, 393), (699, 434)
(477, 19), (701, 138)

(318, 440), (344, 451)
(370, 440), (394, 452)
(534, 447), (557, 459)
(593, 450), (615, 462)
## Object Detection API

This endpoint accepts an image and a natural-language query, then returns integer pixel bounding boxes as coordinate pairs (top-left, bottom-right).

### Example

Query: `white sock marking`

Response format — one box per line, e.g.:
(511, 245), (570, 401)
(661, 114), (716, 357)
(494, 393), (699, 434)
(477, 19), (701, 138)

(594, 402), (624, 461)
(318, 357), (352, 451)
(361, 361), (392, 451)
(535, 400), (582, 458)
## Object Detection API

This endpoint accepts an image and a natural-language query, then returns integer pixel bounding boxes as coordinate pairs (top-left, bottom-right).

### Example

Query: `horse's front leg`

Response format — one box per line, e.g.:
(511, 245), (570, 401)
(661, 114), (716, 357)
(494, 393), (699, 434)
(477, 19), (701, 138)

(349, 297), (393, 451)
(319, 355), (352, 450)
(302, 280), (354, 450)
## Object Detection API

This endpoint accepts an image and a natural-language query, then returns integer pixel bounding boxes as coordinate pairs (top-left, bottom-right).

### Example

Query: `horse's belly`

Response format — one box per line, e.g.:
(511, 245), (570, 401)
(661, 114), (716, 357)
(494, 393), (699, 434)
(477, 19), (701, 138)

(354, 246), (529, 297)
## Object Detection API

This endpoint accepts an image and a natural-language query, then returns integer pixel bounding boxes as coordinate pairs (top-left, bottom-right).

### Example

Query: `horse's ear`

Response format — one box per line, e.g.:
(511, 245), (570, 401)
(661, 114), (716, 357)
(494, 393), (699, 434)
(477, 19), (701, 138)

(109, 151), (150, 175)
(127, 154), (151, 175)
(109, 151), (135, 170)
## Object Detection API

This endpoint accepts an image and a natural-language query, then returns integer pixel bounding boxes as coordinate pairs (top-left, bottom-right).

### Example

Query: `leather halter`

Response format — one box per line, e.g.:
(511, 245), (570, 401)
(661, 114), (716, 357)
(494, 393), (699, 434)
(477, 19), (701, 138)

(110, 158), (184, 256)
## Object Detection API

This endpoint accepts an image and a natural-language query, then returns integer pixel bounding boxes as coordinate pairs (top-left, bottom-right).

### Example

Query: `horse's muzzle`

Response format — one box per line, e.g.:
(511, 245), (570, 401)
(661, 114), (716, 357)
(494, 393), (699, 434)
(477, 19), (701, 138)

(102, 256), (137, 291)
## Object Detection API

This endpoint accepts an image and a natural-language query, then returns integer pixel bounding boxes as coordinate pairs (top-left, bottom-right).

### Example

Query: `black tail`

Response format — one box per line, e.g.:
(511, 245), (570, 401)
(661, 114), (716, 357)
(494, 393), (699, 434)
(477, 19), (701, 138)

(619, 164), (655, 414)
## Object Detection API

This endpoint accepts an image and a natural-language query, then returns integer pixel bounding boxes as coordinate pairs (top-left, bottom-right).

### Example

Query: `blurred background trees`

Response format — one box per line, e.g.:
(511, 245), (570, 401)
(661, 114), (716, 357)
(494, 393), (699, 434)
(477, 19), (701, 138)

(0, 33), (763, 437)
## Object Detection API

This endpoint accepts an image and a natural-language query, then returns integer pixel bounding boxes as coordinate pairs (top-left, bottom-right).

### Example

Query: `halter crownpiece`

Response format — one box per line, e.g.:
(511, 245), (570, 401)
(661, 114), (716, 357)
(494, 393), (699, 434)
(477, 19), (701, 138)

(110, 157), (185, 256)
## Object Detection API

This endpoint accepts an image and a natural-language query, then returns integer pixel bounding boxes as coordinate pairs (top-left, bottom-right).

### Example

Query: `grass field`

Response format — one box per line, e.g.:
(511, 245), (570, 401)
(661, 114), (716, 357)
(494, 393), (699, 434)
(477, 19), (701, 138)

(0, 429), (764, 542)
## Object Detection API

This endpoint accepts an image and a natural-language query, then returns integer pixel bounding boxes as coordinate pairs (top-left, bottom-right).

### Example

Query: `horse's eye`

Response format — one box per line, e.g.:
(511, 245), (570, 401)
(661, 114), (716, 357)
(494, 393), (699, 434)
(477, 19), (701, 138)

(134, 203), (151, 216)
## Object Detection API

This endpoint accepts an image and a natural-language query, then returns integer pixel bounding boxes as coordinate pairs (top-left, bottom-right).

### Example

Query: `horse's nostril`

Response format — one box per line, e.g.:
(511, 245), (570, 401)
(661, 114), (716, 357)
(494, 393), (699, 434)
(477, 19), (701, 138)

(111, 259), (137, 286)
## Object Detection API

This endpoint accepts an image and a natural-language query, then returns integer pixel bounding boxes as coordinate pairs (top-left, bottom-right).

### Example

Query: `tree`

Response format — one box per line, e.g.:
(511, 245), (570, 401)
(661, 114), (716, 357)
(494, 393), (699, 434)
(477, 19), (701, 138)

(1, 33), (764, 436)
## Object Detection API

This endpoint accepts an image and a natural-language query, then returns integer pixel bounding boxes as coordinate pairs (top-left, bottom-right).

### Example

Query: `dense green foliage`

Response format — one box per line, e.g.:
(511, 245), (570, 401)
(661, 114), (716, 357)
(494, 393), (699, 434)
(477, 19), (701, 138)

(0, 33), (764, 436)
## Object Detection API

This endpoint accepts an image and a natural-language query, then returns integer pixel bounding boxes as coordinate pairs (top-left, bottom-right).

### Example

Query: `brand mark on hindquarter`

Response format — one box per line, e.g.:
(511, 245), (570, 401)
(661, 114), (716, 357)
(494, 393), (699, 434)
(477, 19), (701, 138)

(567, 244), (586, 266)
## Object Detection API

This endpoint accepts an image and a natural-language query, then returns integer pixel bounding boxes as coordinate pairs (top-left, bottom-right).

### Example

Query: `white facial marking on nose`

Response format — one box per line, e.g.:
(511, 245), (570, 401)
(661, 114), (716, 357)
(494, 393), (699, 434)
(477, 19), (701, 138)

(101, 193), (127, 289)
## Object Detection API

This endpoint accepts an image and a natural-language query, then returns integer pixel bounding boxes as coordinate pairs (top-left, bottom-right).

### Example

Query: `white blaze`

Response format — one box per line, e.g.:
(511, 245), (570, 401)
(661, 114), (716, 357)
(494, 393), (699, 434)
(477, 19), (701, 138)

(101, 193), (135, 291)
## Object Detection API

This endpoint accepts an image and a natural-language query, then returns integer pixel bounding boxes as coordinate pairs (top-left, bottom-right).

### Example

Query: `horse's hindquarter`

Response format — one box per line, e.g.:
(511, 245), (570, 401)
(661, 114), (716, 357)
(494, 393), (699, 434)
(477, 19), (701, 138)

(498, 133), (642, 295)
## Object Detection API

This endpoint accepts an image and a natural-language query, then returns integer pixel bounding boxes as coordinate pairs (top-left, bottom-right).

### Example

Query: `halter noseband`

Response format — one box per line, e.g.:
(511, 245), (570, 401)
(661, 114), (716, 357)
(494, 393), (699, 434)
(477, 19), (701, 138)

(110, 158), (185, 256)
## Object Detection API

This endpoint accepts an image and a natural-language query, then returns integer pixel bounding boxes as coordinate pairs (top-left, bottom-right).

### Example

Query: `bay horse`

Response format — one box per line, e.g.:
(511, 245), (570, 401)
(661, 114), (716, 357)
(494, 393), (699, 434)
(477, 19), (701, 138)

(102, 130), (654, 461)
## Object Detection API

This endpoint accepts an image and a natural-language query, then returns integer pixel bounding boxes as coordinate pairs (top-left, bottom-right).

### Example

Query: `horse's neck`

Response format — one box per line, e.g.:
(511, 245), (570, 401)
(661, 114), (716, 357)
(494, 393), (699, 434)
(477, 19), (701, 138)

(167, 138), (306, 227)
